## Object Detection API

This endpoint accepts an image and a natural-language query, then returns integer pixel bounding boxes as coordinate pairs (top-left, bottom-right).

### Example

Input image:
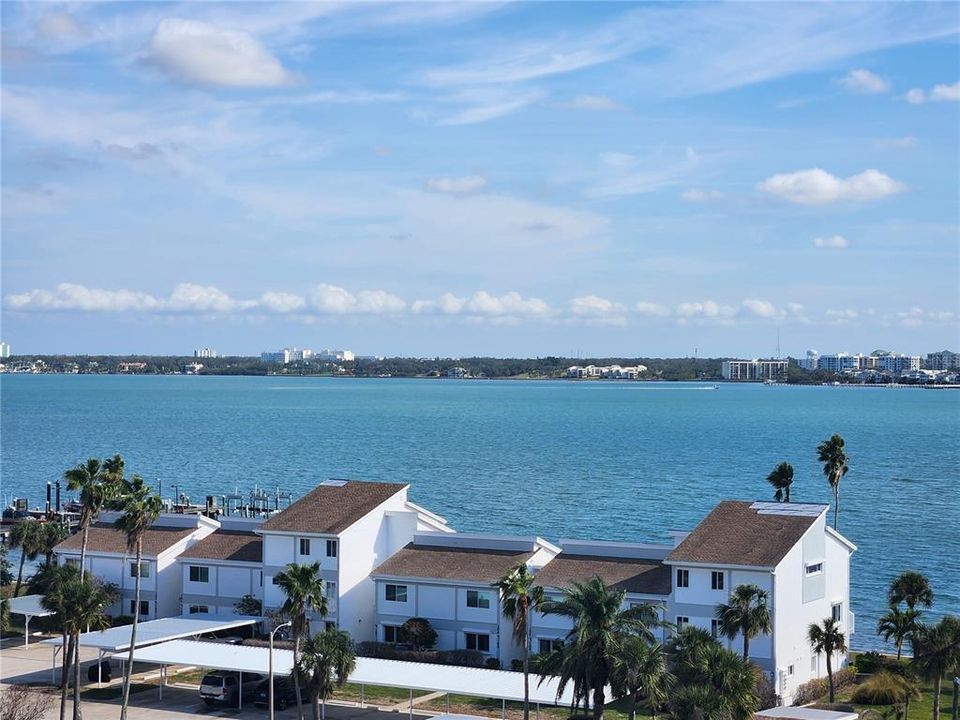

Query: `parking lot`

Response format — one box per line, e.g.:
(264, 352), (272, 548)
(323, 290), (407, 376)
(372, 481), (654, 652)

(0, 637), (427, 720)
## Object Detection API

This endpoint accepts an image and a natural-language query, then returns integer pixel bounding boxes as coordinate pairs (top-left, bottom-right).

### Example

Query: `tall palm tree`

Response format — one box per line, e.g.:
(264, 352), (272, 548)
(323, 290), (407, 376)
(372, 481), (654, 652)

(41, 563), (81, 720)
(297, 628), (356, 720)
(715, 584), (772, 662)
(611, 638), (673, 720)
(666, 642), (757, 720)
(808, 617), (847, 703)
(911, 616), (960, 720)
(540, 577), (664, 720)
(888, 571), (934, 611)
(10, 520), (43, 596)
(766, 461), (795, 502)
(42, 522), (69, 566)
(275, 562), (329, 720)
(112, 474), (162, 720)
(877, 606), (920, 660)
(494, 563), (544, 720)
(64, 455), (124, 580)
(817, 434), (849, 529)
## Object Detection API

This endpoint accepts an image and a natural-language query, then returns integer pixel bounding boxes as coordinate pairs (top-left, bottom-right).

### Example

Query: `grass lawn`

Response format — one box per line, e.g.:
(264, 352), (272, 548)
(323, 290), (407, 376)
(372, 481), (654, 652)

(419, 693), (653, 720)
(816, 677), (954, 719)
(331, 683), (430, 704)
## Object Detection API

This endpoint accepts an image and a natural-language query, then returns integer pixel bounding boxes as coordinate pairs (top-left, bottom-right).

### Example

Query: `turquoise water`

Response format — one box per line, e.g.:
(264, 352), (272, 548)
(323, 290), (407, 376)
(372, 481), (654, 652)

(1, 375), (957, 650)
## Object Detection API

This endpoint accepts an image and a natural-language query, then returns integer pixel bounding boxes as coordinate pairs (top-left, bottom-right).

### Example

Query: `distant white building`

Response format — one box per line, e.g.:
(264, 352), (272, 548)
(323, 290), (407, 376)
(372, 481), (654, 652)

(193, 348), (219, 359)
(722, 359), (788, 381)
(796, 350), (819, 371)
(184, 362), (204, 375)
(816, 353), (859, 374)
(317, 349), (355, 362)
(261, 349), (292, 364)
(0, 341), (10, 359)
(926, 350), (959, 371)
(566, 364), (646, 379)
(446, 367), (467, 378)
(875, 354), (921, 374)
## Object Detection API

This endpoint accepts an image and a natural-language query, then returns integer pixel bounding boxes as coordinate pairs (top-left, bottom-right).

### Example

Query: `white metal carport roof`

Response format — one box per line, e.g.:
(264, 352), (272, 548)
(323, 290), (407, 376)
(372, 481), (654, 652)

(121, 639), (581, 705)
(6, 595), (55, 647)
(43, 615), (258, 652)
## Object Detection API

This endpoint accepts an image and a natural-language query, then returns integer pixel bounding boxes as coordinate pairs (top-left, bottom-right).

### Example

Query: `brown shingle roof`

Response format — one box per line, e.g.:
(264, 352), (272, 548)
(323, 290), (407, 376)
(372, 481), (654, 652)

(55, 522), (195, 557)
(666, 501), (824, 567)
(534, 554), (671, 595)
(372, 543), (533, 583)
(180, 531), (262, 563)
(259, 480), (406, 535)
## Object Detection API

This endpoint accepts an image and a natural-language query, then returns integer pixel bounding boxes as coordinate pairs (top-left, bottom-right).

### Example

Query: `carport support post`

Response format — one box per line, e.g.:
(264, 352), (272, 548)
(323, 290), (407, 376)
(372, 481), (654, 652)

(98, 650), (104, 685)
(52, 645), (59, 685)
(501, 698), (506, 720)
(536, 703), (541, 720)
(23, 615), (30, 647)
(360, 684), (364, 708)
(239, 671), (243, 710)
(408, 688), (413, 720)
(159, 665), (163, 701)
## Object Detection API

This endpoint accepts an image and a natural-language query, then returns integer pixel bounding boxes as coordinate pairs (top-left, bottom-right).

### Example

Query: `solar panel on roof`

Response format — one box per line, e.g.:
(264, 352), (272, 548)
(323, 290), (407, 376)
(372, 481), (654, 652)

(750, 502), (825, 517)
(320, 479), (349, 487)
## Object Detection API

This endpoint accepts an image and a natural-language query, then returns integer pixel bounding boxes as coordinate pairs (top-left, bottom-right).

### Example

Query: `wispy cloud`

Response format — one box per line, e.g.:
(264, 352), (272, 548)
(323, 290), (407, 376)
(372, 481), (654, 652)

(425, 175), (488, 194)
(813, 235), (850, 249)
(902, 81), (960, 104)
(838, 69), (890, 94)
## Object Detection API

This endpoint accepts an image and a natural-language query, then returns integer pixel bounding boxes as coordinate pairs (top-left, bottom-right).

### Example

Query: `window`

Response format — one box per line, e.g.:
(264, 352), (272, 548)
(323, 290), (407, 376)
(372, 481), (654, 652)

(806, 562), (823, 575)
(271, 576), (280, 585)
(65, 558), (81, 568)
(325, 581), (337, 599)
(811, 655), (819, 673)
(676, 616), (689, 631)
(711, 619), (721, 639)
(787, 664), (794, 676)
(466, 590), (491, 609)
(189, 566), (209, 583)
(325, 540), (338, 557)
(129, 561), (150, 578)
(676, 569), (689, 588)
(299, 538), (311, 556)
(325, 621), (337, 631)
(384, 625), (401, 644)
(259, 572), (263, 587)
(831, 602), (842, 623)
(130, 600), (149, 616)
(189, 605), (209, 615)
(385, 584), (407, 602)
(538, 638), (563, 654)
(711, 571), (724, 591)
(465, 632), (490, 653)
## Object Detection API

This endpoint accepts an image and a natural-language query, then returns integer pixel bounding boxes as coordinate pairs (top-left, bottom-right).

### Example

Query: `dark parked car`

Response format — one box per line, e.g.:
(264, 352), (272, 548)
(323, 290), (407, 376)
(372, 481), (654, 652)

(253, 677), (306, 711)
(199, 671), (263, 707)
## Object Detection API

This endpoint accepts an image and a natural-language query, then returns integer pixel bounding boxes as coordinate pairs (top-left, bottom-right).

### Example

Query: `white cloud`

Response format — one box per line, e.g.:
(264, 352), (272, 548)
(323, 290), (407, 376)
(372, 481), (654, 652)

(635, 302), (672, 318)
(309, 284), (406, 314)
(568, 295), (626, 317)
(681, 188), (724, 202)
(826, 308), (859, 322)
(757, 168), (905, 204)
(741, 299), (780, 318)
(259, 291), (306, 313)
(5, 283), (161, 312)
(425, 175), (488, 194)
(838, 68), (890, 94)
(411, 293), (467, 315)
(436, 89), (544, 126)
(567, 95), (622, 110)
(466, 291), (550, 317)
(675, 300), (737, 319)
(148, 19), (295, 88)
(813, 235), (850, 249)
(902, 81), (960, 104)
(166, 283), (254, 312)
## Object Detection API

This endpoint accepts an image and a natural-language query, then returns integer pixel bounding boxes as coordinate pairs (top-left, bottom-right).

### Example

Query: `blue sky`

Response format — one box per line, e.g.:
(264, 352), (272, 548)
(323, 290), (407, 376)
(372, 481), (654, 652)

(2, 2), (958, 357)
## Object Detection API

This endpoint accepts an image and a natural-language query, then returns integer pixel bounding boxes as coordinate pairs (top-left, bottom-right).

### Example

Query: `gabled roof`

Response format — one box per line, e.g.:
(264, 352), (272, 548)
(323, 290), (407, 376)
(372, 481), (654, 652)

(372, 543), (534, 584)
(55, 523), (196, 557)
(259, 480), (406, 535)
(666, 501), (826, 568)
(534, 554), (671, 595)
(179, 531), (262, 563)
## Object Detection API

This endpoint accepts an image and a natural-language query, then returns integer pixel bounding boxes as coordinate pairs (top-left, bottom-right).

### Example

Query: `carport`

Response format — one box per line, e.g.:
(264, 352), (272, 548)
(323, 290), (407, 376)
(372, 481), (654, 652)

(122, 639), (583, 717)
(43, 615), (259, 686)
(6, 595), (55, 647)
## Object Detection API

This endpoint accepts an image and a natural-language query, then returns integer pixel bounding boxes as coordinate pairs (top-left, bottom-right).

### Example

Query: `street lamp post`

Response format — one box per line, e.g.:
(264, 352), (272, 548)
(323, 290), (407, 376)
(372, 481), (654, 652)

(269, 621), (292, 720)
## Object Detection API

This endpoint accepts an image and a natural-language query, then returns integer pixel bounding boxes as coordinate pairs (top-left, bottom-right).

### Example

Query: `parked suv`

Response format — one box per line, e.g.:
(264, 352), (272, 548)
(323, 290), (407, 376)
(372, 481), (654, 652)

(199, 671), (263, 707)
(253, 677), (306, 711)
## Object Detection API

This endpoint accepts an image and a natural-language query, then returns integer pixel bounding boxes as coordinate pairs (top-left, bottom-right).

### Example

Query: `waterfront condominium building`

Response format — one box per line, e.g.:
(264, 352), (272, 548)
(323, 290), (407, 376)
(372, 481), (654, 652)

(926, 350), (960, 371)
(261, 349), (292, 364)
(722, 359), (789, 381)
(55, 480), (855, 705)
(193, 348), (219, 358)
(816, 353), (860, 373)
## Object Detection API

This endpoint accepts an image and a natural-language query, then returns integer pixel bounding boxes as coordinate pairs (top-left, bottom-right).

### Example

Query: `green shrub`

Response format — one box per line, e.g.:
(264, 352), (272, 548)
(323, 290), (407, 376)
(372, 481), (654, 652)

(853, 651), (886, 674)
(399, 617), (438, 649)
(793, 667), (857, 705)
(851, 672), (919, 705)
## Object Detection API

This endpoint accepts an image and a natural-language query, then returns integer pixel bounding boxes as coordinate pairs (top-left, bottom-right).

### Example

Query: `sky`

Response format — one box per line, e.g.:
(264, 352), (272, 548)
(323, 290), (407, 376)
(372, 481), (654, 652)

(1, 2), (958, 358)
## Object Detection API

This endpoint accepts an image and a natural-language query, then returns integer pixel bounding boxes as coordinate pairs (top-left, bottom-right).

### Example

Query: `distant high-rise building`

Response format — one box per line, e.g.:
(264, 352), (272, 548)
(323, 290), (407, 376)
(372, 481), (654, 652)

(194, 347), (219, 358)
(0, 341), (10, 358)
(797, 350), (820, 371)
(261, 349), (292, 365)
(317, 349), (355, 362)
(926, 350), (959, 371)
(721, 359), (788, 381)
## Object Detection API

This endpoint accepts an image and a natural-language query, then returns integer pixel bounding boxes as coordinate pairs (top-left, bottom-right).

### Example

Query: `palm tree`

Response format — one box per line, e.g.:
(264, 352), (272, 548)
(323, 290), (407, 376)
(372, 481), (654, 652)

(494, 563), (544, 720)
(64, 456), (124, 581)
(42, 522), (69, 566)
(766, 461), (795, 502)
(808, 617), (847, 703)
(10, 520), (43, 596)
(715, 584), (772, 662)
(297, 628), (356, 720)
(888, 571), (934, 611)
(112, 474), (162, 720)
(41, 563), (81, 720)
(877, 606), (920, 660)
(539, 577), (664, 720)
(666, 642), (757, 720)
(275, 562), (329, 720)
(611, 638), (673, 720)
(817, 434), (849, 529)
(911, 616), (960, 720)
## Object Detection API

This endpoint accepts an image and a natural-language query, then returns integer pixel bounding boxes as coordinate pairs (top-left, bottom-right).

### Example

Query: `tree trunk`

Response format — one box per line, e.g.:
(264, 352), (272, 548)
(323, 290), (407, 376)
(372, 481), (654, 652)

(951, 675), (958, 720)
(833, 484), (840, 530)
(79, 525), (89, 581)
(293, 631), (305, 720)
(786, 485), (791, 503)
(932, 676), (941, 720)
(896, 640), (902, 661)
(627, 691), (637, 720)
(14, 548), (26, 597)
(72, 630), (83, 720)
(119, 539), (142, 720)
(592, 685), (605, 720)
(522, 620), (530, 720)
(310, 690), (321, 720)
(826, 652), (835, 703)
(743, 633), (750, 663)
(59, 629), (70, 720)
